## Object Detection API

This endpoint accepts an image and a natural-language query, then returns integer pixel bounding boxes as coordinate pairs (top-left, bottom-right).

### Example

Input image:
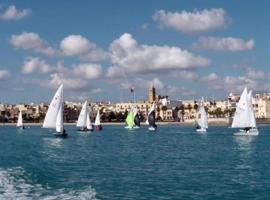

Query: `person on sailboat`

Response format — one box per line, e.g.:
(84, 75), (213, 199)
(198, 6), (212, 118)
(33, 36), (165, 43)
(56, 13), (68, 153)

(43, 84), (68, 138)
(231, 88), (259, 136)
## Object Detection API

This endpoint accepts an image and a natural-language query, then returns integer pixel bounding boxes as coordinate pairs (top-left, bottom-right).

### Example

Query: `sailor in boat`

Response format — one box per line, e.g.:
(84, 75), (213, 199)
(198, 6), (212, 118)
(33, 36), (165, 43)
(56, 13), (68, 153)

(55, 129), (68, 138)
(243, 127), (251, 133)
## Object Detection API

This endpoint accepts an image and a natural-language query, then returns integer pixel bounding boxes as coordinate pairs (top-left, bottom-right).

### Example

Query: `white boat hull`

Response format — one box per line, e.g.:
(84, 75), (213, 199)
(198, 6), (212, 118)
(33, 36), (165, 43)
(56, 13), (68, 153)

(234, 128), (259, 136)
(148, 126), (156, 131)
(196, 128), (207, 133)
(124, 126), (134, 129)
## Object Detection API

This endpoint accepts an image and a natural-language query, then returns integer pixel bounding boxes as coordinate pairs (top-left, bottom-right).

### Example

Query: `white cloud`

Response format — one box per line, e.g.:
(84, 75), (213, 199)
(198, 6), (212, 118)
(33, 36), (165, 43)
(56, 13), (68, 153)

(10, 32), (108, 61)
(246, 68), (270, 80)
(107, 33), (210, 77)
(0, 69), (10, 80)
(0, 5), (31, 21)
(10, 32), (58, 56)
(153, 8), (228, 34)
(201, 73), (219, 82)
(22, 57), (53, 74)
(170, 70), (199, 81)
(60, 35), (94, 56)
(72, 63), (102, 80)
(147, 77), (165, 90)
(46, 73), (88, 90)
(193, 37), (254, 51)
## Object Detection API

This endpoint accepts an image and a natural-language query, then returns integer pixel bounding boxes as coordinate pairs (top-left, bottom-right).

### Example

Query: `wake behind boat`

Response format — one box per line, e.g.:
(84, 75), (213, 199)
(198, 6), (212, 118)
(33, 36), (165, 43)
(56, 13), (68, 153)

(231, 88), (259, 136)
(195, 98), (208, 133)
(43, 84), (67, 138)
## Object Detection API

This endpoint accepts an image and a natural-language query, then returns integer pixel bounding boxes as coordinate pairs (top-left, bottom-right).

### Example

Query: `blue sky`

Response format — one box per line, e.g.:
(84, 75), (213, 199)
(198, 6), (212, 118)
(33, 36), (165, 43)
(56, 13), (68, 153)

(1, 0), (270, 103)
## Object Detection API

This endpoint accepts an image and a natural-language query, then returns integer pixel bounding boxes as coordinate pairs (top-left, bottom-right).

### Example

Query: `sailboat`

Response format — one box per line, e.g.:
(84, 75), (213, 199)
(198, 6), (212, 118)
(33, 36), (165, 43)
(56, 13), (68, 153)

(195, 98), (208, 132)
(77, 101), (93, 132)
(232, 88), (259, 136)
(43, 84), (67, 138)
(148, 103), (157, 131)
(125, 108), (135, 129)
(17, 110), (25, 129)
(133, 107), (140, 128)
(94, 109), (102, 131)
(86, 109), (94, 131)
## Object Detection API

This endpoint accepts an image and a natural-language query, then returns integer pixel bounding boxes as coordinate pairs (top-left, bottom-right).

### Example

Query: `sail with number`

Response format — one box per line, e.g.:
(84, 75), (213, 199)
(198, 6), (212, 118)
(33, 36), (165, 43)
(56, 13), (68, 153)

(196, 98), (208, 130)
(231, 88), (254, 128)
(43, 84), (64, 131)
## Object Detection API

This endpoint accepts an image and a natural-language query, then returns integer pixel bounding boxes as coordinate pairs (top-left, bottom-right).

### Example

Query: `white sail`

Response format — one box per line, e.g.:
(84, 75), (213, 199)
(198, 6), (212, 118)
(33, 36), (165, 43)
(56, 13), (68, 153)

(197, 105), (208, 129)
(94, 110), (101, 126)
(43, 84), (63, 129)
(146, 103), (155, 124)
(247, 90), (256, 128)
(77, 101), (88, 127)
(231, 88), (251, 128)
(86, 110), (93, 129)
(56, 103), (63, 132)
(17, 110), (23, 127)
(133, 107), (138, 117)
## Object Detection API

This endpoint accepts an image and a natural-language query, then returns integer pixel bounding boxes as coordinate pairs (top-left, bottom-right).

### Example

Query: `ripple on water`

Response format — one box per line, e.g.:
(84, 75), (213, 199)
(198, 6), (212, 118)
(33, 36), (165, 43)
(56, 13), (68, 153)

(0, 167), (97, 200)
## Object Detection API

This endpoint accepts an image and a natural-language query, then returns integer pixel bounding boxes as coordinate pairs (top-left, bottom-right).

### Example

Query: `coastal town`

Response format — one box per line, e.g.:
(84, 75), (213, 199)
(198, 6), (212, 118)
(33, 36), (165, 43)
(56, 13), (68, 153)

(1, 86), (270, 124)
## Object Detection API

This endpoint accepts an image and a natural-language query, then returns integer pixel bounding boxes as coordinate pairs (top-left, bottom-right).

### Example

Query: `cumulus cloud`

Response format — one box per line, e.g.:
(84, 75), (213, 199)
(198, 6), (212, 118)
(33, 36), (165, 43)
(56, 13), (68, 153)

(10, 32), (108, 61)
(107, 33), (210, 77)
(170, 70), (199, 81)
(0, 69), (10, 80)
(0, 5), (31, 21)
(193, 37), (254, 51)
(22, 57), (54, 74)
(46, 73), (89, 90)
(246, 68), (270, 80)
(152, 8), (229, 34)
(60, 35), (94, 56)
(10, 32), (59, 56)
(72, 63), (102, 80)
(201, 73), (219, 82)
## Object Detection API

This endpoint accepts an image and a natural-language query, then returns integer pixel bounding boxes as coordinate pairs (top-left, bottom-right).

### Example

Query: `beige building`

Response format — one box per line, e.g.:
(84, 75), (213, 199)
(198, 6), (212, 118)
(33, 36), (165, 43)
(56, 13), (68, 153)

(254, 93), (270, 118)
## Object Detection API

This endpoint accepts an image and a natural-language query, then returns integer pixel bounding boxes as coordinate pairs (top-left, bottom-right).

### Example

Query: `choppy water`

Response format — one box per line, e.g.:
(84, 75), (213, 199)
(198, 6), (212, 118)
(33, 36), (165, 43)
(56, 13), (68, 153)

(0, 125), (270, 200)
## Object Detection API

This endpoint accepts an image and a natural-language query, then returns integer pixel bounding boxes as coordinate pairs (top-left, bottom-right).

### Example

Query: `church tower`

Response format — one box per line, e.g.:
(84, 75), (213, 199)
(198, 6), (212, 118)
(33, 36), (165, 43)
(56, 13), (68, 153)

(148, 86), (156, 103)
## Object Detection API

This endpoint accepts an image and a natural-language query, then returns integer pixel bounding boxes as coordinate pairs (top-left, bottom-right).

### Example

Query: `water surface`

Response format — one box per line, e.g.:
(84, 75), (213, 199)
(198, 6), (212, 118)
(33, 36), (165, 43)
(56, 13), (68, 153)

(0, 125), (269, 199)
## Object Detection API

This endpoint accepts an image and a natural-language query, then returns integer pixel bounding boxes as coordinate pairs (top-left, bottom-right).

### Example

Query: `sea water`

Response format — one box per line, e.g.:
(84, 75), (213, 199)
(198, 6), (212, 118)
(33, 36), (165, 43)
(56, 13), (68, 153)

(0, 125), (270, 200)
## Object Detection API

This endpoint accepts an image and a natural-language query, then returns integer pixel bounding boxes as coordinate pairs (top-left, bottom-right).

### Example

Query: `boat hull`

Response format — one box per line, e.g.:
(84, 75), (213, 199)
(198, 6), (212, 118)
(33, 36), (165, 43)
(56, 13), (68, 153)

(196, 128), (207, 133)
(53, 132), (68, 138)
(148, 126), (157, 131)
(95, 125), (103, 131)
(234, 128), (259, 136)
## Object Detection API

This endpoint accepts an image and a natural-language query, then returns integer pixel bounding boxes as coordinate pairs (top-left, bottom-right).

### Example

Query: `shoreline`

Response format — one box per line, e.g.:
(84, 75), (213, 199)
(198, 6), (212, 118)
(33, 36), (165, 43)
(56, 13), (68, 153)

(1, 118), (270, 126)
(0, 119), (230, 126)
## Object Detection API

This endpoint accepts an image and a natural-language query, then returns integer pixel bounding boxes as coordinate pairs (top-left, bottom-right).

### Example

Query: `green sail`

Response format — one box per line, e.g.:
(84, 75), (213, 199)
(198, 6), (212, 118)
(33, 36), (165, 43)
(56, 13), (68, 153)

(126, 112), (135, 128)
